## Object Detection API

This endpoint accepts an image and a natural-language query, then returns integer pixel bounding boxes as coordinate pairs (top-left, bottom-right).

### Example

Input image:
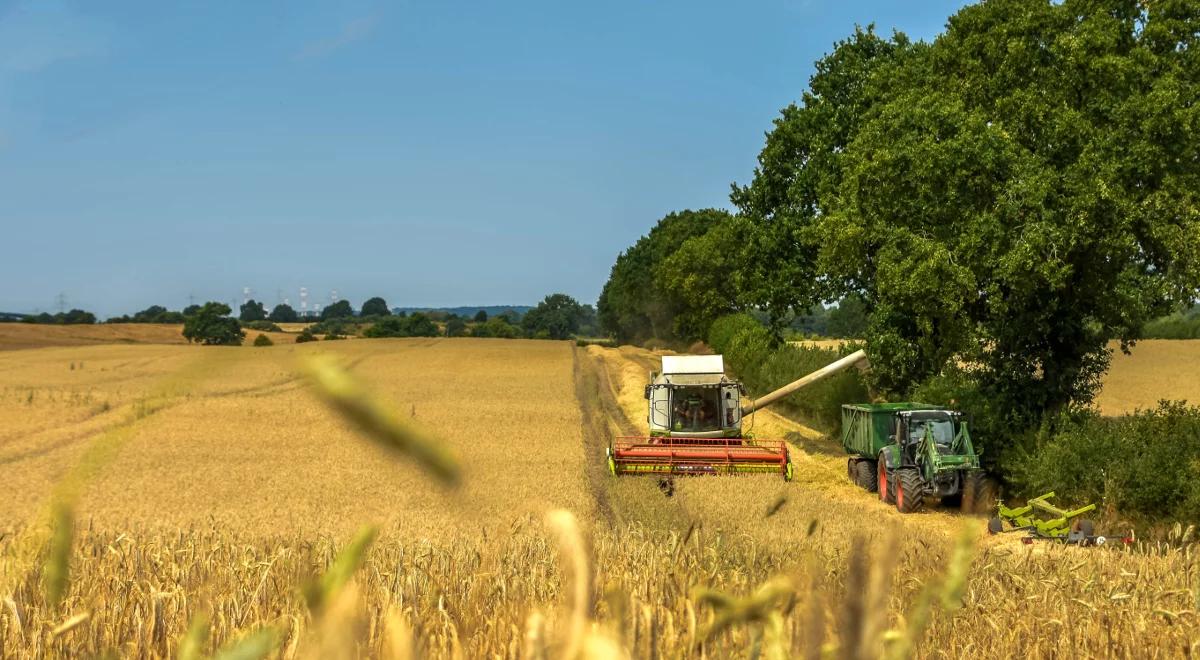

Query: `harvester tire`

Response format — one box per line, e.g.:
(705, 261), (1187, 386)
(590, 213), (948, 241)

(854, 459), (878, 493)
(877, 459), (895, 504)
(963, 472), (1000, 515)
(895, 469), (924, 513)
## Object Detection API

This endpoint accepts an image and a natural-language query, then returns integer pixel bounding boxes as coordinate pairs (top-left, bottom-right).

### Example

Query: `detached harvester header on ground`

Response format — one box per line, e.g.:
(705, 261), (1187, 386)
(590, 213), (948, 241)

(607, 350), (867, 480)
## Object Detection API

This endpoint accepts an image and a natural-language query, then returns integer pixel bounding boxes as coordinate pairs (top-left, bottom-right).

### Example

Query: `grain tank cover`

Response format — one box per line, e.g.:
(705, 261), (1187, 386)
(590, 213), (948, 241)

(662, 354), (724, 375)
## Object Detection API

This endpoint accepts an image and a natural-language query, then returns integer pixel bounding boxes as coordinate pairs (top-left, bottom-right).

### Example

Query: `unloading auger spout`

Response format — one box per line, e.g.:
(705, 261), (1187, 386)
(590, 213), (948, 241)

(741, 349), (869, 415)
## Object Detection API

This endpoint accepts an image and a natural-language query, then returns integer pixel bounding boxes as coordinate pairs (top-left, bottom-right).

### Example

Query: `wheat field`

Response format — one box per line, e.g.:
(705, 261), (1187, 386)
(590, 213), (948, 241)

(2, 331), (1200, 657)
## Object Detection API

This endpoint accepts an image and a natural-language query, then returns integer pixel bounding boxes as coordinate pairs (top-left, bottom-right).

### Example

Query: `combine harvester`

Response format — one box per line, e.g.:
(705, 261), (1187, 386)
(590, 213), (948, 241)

(607, 350), (867, 481)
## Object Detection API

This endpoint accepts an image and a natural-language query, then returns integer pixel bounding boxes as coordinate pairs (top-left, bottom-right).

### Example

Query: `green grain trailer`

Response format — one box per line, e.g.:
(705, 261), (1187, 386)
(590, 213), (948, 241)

(842, 403), (996, 513)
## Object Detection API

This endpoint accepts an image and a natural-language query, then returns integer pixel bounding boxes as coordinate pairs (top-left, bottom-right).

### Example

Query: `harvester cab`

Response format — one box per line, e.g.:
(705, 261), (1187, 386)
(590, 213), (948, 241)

(645, 355), (743, 437)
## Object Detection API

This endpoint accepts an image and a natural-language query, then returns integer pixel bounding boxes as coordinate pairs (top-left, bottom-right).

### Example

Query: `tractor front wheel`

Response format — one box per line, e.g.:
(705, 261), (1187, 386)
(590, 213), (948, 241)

(854, 459), (878, 493)
(877, 458), (895, 504)
(962, 472), (1000, 515)
(895, 469), (925, 513)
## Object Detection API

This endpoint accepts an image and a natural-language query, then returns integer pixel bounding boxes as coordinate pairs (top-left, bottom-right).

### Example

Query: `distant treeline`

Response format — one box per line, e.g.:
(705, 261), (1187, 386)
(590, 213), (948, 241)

(4, 309), (98, 324)
(391, 305), (533, 319)
(30, 293), (600, 346)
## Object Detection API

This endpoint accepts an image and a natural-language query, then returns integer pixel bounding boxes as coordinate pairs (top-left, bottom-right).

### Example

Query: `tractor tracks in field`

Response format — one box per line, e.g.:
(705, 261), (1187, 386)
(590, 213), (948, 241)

(0, 352), (375, 468)
(572, 346), (633, 524)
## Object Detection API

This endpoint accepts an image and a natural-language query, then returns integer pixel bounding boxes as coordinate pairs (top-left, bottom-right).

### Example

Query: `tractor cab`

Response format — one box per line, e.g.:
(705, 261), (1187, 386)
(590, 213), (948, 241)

(644, 355), (745, 439)
(896, 410), (960, 453)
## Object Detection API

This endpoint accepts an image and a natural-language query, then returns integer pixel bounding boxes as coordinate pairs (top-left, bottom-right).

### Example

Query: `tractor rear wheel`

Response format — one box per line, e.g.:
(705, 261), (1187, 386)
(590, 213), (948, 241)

(962, 472), (1000, 515)
(895, 469), (925, 513)
(855, 459), (878, 493)
(877, 459), (895, 504)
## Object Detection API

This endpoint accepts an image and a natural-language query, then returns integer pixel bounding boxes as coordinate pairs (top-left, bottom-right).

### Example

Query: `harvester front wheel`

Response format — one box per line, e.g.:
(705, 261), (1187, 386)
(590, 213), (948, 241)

(854, 459), (878, 493)
(877, 459), (895, 505)
(895, 469), (925, 513)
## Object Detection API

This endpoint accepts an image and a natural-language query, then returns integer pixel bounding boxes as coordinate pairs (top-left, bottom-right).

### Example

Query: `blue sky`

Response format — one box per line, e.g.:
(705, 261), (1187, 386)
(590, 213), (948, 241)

(0, 0), (968, 317)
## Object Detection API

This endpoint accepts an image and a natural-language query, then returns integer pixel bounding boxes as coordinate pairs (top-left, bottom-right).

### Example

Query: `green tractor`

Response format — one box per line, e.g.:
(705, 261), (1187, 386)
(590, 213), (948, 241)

(842, 403), (998, 514)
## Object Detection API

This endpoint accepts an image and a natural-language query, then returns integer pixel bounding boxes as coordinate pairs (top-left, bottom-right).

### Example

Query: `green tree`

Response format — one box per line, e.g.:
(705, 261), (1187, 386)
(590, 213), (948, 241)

(134, 305), (169, 322)
(182, 302), (244, 346)
(737, 4), (1200, 429)
(472, 316), (520, 339)
(363, 313), (439, 338)
(320, 300), (354, 320)
(445, 316), (467, 337)
(473, 310), (488, 323)
(522, 293), (585, 340)
(239, 299), (267, 322)
(360, 297), (390, 317)
(404, 312), (438, 337)
(61, 309), (97, 324)
(657, 214), (761, 340)
(598, 209), (731, 343)
(183, 304), (202, 317)
(268, 303), (299, 323)
(826, 294), (867, 338)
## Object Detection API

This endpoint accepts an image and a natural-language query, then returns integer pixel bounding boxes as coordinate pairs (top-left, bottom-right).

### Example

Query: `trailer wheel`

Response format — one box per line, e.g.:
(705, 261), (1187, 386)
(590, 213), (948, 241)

(855, 459), (878, 493)
(877, 459), (895, 504)
(895, 469), (924, 513)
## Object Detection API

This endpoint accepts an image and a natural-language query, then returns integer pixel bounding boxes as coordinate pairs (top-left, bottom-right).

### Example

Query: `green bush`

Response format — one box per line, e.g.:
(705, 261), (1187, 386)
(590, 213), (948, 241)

(1008, 402), (1200, 523)
(243, 320), (282, 332)
(708, 314), (868, 431)
(1142, 313), (1200, 339)
(363, 313), (439, 338)
(308, 319), (354, 337)
(295, 329), (317, 343)
(471, 316), (521, 339)
(253, 334), (274, 347)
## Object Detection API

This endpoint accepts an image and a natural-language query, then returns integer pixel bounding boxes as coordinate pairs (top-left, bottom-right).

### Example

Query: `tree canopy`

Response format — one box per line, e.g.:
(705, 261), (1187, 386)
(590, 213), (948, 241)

(239, 299), (267, 322)
(360, 297), (390, 317)
(320, 300), (354, 321)
(598, 209), (732, 343)
(522, 293), (586, 340)
(268, 304), (299, 323)
(182, 302), (244, 346)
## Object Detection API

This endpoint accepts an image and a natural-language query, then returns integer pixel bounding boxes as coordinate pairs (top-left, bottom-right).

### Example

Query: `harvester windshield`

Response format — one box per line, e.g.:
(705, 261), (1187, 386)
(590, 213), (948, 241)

(670, 387), (722, 433)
